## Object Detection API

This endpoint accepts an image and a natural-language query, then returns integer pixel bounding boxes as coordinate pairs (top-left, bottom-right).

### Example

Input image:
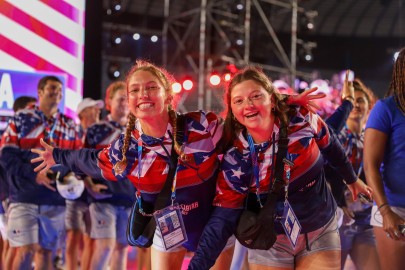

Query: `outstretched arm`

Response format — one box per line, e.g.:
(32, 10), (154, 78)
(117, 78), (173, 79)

(31, 139), (106, 181)
(319, 126), (372, 202)
(286, 87), (326, 114)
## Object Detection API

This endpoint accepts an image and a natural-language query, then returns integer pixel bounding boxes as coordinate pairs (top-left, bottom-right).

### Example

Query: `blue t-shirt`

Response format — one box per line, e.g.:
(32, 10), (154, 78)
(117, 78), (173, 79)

(365, 96), (405, 207)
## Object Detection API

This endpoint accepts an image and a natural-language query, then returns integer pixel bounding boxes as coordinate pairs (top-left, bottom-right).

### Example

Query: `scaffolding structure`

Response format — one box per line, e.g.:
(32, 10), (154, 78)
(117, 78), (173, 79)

(103, 0), (314, 112)
(159, 0), (313, 112)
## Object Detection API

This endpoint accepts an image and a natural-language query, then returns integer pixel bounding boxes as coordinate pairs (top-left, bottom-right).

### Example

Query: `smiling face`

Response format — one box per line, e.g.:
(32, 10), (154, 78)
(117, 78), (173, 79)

(109, 88), (129, 119)
(127, 70), (170, 121)
(38, 79), (63, 108)
(348, 90), (370, 123)
(230, 79), (274, 137)
(79, 105), (101, 125)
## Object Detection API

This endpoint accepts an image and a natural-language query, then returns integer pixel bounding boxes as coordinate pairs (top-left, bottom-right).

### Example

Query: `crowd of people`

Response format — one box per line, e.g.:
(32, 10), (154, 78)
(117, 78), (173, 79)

(0, 47), (404, 270)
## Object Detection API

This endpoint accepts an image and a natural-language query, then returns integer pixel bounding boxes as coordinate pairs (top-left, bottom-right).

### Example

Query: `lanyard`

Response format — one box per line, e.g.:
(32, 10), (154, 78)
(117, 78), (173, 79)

(135, 136), (175, 214)
(283, 158), (294, 202)
(40, 112), (58, 145)
(136, 139), (143, 206)
(247, 134), (262, 207)
(247, 133), (276, 208)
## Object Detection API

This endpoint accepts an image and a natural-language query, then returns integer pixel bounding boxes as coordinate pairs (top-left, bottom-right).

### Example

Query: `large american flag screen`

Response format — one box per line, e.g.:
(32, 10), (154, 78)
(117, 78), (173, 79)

(0, 0), (86, 119)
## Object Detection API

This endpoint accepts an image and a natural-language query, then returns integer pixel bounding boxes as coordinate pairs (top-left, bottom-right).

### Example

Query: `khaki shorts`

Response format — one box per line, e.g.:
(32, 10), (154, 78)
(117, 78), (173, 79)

(7, 203), (66, 250)
(89, 202), (131, 245)
(0, 214), (7, 240)
(248, 214), (341, 268)
(65, 200), (91, 234)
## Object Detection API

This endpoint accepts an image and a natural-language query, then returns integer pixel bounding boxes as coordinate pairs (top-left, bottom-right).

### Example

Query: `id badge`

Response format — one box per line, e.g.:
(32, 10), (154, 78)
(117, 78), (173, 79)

(281, 200), (302, 248)
(154, 203), (188, 250)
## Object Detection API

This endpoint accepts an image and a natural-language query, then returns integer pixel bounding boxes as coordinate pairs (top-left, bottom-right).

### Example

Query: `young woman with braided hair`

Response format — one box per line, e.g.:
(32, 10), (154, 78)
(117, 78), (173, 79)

(30, 60), (236, 270)
(31, 60), (326, 269)
(364, 47), (405, 269)
(188, 66), (372, 270)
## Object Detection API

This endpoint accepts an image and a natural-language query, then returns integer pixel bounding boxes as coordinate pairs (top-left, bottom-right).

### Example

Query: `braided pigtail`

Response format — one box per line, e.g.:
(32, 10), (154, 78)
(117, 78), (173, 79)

(387, 47), (405, 114)
(113, 113), (136, 175)
(168, 108), (188, 161)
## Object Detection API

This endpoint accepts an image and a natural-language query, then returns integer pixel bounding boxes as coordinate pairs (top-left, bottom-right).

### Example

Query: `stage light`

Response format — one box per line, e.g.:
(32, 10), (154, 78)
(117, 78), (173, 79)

(151, 35), (158, 42)
(107, 62), (121, 79)
(110, 31), (122, 46)
(304, 53), (312, 62)
(301, 10), (318, 31)
(109, 0), (123, 15)
(182, 79), (194, 91)
(236, 3), (244, 10)
(236, 39), (243, 46)
(172, 82), (182, 93)
(133, 33), (140, 40)
(298, 41), (317, 62)
(209, 73), (221, 86)
(114, 37), (122, 45)
(224, 73), (232, 82)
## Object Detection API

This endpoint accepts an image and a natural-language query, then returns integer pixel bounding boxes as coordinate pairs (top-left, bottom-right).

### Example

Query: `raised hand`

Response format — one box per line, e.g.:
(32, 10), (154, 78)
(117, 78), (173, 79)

(341, 69), (355, 103)
(31, 138), (57, 176)
(287, 87), (326, 114)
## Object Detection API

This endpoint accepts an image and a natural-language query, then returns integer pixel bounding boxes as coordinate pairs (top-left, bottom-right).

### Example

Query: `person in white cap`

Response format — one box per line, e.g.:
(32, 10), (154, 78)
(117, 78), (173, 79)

(76, 98), (104, 141)
(63, 97), (105, 270)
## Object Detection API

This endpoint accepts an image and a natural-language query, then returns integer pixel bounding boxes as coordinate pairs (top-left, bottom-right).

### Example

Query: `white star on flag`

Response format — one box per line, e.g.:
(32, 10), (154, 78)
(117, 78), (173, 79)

(231, 168), (244, 179)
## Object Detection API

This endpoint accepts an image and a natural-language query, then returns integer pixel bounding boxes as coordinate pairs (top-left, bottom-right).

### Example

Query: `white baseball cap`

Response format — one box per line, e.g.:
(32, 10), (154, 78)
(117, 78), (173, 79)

(77, 98), (104, 115)
(56, 174), (85, 200)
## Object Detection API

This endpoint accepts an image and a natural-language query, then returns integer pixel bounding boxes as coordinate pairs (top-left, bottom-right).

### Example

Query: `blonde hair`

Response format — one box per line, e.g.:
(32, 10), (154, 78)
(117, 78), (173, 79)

(113, 60), (184, 174)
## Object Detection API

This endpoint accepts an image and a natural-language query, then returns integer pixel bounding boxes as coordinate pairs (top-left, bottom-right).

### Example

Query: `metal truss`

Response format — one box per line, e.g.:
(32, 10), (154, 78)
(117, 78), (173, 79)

(161, 0), (313, 112)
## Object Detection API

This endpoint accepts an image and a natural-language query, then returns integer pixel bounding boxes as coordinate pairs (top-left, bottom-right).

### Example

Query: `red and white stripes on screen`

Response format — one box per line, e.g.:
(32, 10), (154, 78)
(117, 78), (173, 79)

(0, 0), (85, 112)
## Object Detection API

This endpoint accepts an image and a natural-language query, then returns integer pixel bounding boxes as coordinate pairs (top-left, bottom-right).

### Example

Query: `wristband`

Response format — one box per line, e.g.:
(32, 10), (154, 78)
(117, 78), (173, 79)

(343, 96), (355, 103)
(378, 203), (389, 211)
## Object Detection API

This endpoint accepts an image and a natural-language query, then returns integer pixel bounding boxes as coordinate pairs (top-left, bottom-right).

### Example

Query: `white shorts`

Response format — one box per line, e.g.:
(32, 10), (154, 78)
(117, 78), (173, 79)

(89, 202), (131, 245)
(370, 205), (405, 227)
(65, 200), (91, 234)
(0, 214), (7, 240)
(7, 203), (66, 250)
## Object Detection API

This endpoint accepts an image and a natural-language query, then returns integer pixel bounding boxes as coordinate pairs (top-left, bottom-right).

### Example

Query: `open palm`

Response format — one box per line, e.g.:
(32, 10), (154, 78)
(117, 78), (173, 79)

(31, 138), (57, 175)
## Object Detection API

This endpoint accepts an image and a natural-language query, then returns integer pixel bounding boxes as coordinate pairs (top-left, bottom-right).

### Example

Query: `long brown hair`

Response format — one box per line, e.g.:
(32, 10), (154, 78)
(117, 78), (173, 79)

(113, 60), (183, 174)
(386, 47), (405, 113)
(220, 66), (292, 152)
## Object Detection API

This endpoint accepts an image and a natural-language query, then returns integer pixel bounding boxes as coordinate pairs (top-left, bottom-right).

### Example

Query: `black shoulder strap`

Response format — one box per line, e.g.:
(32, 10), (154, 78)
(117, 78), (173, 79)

(258, 119), (290, 221)
(151, 113), (185, 209)
(271, 120), (289, 195)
